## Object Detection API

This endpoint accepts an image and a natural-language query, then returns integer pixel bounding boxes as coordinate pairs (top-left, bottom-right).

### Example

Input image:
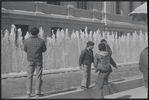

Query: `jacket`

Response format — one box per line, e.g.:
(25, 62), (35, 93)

(79, 48), (94, 66)
(139, 47), (148, 75)
(106, 43), (112, 56)
(106, 43), (117, 69)
(24, 35), (47, 62)
(94, 51), (111, 72)
(94, 51), (116, 72)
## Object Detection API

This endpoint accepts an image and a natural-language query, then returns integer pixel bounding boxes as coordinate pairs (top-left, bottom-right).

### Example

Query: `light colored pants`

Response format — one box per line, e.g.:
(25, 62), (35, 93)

(27, 61), (43, 95)
(95, 71), (110, 98)
(81, 65), (91, 88)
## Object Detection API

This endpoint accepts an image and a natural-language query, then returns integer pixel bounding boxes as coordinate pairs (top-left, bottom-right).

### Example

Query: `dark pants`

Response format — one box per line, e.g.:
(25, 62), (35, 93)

(81, 65), (91, 88)
(27, 61), (43, 95)
(95, 71), (110, 98)
(104, 72), (111, 84)
(143, 74), (148, 89)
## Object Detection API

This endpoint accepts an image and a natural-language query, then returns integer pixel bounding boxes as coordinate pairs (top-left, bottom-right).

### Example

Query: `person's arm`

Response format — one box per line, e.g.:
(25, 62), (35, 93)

(110, 57), (118, 69)
(92, 55), (94, 63)
(94, 54), (98, 68)
(79, 50), (86, 66)
(107, 44), (112, 56)
(91, 50), (94, 63)
(139, 52), (143, 73)
(42, 40), (47, 52)
(94, 54), (100, 72)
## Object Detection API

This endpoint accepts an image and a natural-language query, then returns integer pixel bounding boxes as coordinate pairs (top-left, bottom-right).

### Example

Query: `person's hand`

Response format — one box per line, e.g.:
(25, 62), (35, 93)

(95, 68), (99, 73)
(79, 65), (82, 70)
(79, 64), (83, 70)
(115, 66), (118, 69)
(95, 69), (98, 73)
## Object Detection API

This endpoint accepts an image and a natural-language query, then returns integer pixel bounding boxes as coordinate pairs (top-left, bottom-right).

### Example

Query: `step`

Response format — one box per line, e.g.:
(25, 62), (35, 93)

(10, 75), (144, 99)
(104, 86), (147, 99)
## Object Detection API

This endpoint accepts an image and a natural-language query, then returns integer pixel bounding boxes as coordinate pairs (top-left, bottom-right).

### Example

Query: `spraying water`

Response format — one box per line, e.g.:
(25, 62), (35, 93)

(1, 25), (148, 74)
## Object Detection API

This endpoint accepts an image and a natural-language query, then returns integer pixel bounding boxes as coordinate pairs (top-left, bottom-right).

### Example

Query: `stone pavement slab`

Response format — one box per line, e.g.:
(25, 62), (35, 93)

(2, 64), (143, 98)
(10, 75), (145, 99)
(104, 86), (148, 99)
(12, 86), (147, 99)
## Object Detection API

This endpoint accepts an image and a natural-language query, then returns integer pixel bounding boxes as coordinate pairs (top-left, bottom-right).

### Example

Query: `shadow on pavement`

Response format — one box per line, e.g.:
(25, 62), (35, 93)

(107, 79), (126, 93)
(109, 79), (125, 83)
(116, 95), (131, 98)
(41, 88), (77, 96)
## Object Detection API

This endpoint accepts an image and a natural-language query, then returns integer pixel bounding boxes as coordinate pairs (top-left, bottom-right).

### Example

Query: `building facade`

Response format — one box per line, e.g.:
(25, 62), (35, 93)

(1, 1), (147, 37)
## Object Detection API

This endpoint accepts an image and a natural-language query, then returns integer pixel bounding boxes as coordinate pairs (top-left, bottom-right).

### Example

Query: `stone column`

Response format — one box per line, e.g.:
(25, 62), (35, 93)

(67, 2), (75, 7)
(87, 2), (93, 10)
(120, 2), (130, 16)
(105, 2), (116, 13)
(67, 2), (75, 17)
(92, 2), (98, 20)
(110, 2), (115, 13)
(92, 2), (98, 11)
(61, 2), (68, 7)
(113, 2), (116, 14)
(98, 2), (103, 12)
(106, 2), (113, 13)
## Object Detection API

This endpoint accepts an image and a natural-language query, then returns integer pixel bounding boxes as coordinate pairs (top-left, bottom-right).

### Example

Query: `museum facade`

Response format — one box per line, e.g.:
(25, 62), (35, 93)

(1, 1), (147, 37)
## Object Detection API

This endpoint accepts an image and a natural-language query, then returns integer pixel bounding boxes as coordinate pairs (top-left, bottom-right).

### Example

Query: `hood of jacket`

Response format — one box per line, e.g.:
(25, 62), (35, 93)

(98, 51), (109, 57)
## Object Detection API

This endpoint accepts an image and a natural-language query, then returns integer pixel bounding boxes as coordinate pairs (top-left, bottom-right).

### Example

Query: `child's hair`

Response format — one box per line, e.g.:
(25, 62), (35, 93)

(100, 39), (107, 43)
(30, 27), (39, 35)
(87, 41), (94, 47)
(98, 42), (106, 51)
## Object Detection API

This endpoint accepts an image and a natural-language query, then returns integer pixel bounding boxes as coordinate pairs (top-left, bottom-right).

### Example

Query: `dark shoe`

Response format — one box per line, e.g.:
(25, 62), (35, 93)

(81, 86), (87, 89)
(104, 81), (109, 85)
(86, 86), (90, 89)
(35, 94), (44, 98)
(96, 97), (104, 99)
(26, 94), (31, 98)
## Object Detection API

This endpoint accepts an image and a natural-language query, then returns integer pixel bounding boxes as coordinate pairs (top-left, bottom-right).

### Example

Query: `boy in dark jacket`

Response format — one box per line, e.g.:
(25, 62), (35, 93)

(24, 27), (46, 98)
(79, 41), (94, 89)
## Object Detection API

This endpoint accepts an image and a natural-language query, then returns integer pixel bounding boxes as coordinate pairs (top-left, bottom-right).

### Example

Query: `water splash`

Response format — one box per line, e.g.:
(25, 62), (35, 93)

(1, 25), (148, 74)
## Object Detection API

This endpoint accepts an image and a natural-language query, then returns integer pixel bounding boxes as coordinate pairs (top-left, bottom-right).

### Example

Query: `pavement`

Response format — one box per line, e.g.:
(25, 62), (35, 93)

(10, 75), (147, 99)
(105, 86), (148, 99)
(11, 85), (148, 99)
(1, 64), (144, 98)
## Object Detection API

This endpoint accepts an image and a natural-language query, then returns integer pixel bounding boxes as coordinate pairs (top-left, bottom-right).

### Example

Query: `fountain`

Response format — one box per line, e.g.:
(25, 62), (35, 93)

(1, 25), (148, 74)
